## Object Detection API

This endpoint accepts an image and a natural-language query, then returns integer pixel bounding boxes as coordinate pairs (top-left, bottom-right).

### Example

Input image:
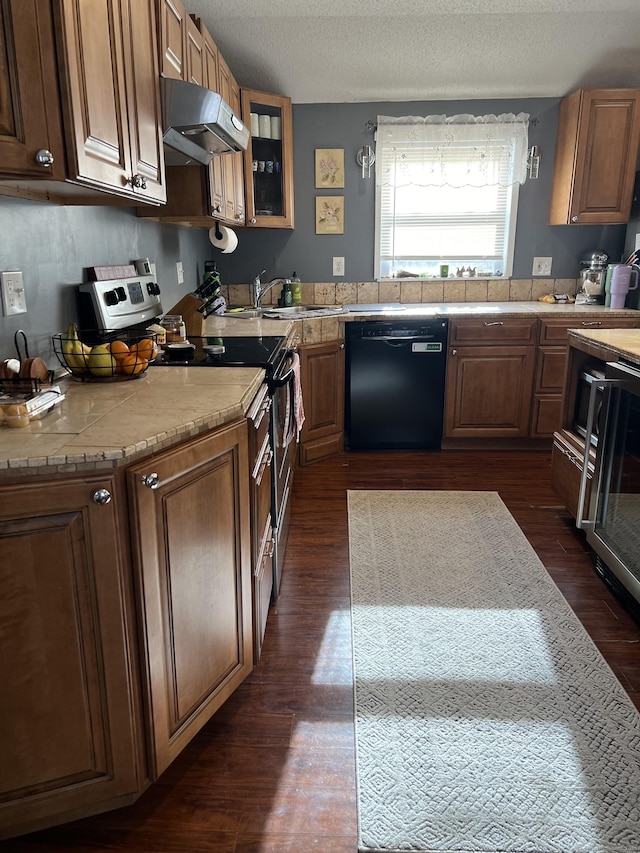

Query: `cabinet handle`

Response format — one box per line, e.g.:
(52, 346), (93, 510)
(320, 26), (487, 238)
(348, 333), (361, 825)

(267, 536), (275, 558)
(571, 215), (579, 222)
(35, 149), (54, 167)
(250, 218), (256, 224)
(92, 488), (112, 505)
(451, 348), (457, 356)
(255, 449), (273, 485)
(129, 174), (147, 190)
(484, 321), (504, 326)
(581, 321), (602, 326)
(140, 472), (160, 489)
(235, 213), (243, 220)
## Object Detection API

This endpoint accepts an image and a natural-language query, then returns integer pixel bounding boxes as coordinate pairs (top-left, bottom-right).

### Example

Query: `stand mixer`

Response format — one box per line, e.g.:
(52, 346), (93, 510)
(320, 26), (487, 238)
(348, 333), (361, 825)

(578, 250), (609, 304)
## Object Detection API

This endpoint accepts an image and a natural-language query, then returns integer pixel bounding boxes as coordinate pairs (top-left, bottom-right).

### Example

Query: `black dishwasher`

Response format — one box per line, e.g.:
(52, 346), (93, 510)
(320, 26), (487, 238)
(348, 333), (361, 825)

(345, 320), (449, 450)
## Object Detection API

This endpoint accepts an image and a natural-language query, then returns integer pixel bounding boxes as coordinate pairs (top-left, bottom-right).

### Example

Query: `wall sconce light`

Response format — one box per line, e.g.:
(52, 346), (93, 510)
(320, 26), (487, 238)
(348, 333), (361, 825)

(356, 145), (376, 179)
(527, 145), (540, 180)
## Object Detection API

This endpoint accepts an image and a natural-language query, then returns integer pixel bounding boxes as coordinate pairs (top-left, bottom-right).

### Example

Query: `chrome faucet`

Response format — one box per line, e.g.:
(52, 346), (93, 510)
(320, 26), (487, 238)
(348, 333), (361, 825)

(251, 271), (291, 308)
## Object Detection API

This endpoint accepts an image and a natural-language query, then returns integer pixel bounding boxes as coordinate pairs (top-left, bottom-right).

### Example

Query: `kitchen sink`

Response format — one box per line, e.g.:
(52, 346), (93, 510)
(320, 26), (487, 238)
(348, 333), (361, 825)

(228, 305), (347, 318)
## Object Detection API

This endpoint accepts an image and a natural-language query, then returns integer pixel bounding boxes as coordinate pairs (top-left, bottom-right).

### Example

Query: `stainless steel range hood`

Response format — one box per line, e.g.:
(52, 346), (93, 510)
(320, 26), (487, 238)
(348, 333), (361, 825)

(160, 77), (249, 166)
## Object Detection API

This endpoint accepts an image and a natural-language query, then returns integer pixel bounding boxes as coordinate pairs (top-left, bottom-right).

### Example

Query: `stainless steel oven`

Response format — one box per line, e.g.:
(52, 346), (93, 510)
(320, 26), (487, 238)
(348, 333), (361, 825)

(156, 334), (298, 601)
(577, 359), (640, 613)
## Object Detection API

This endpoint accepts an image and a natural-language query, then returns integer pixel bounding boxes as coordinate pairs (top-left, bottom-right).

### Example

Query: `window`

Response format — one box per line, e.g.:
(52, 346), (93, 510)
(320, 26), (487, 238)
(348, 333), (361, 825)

(375, 113), (529, 280)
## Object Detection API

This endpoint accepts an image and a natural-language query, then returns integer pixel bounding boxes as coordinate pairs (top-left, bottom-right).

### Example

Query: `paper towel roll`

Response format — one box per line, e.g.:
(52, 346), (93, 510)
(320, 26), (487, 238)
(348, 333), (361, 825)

(209, 224), (238, 254)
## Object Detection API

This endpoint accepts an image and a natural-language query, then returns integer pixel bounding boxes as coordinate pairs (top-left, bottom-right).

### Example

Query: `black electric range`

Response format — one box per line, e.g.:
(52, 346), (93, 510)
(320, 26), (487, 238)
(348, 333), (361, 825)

(156, 335), (288, 378)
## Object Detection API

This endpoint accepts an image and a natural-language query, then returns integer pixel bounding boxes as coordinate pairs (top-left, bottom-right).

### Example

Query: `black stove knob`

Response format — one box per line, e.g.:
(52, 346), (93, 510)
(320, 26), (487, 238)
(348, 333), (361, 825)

(147, 281), (161, 296)
(115, 286), (127, 301)
(104, 289), (118, 306)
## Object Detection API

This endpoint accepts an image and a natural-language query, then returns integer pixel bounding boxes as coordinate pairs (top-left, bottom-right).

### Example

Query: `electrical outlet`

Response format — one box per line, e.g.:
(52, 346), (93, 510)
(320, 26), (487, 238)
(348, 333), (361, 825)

(333, 256), (345, 276)
(635, 233), (640, 251)
(532, 256), (552, 276)
(176, 261), (184, 284)
(1, 271), (27, 315)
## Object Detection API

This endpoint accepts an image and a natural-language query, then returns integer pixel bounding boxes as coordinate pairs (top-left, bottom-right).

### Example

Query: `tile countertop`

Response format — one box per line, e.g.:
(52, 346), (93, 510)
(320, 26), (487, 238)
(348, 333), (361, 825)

(568, 328), (640, 367)
(0, 365), (265, 477)
(4, 305), (638, 476)
(236, 301), (640, 344)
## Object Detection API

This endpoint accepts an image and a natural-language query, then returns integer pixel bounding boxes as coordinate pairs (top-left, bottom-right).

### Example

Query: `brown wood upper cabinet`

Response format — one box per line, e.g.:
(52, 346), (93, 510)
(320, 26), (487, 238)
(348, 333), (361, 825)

(145, 1), (245, 225)
(241, 88), (295, 228)
(549, 88), (640, 225)
(0, 0), (166, 205)
(0, 0), (65, 181)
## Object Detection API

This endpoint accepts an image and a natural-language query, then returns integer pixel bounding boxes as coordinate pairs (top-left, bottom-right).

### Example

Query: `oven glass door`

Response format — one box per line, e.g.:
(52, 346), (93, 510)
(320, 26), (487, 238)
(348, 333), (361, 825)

(588, 363), (640, 600)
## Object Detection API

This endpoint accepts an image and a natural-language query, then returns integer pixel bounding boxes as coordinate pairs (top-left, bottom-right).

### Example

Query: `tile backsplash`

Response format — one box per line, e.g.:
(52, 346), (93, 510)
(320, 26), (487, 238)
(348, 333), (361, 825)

(223, 278), (578, 308)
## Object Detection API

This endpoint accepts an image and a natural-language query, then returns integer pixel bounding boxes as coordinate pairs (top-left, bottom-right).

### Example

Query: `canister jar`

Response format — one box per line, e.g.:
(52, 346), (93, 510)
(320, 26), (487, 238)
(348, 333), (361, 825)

(161, 314), (186, 343)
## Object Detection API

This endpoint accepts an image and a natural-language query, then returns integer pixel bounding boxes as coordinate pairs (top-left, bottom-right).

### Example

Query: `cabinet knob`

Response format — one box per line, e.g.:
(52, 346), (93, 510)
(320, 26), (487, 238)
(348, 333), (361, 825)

(35, 149), (54, 167)
(235, 213), (243, 221)
(140, 472), (160, 489)
(451, 348), (457, 356)
(214, 205), (221, 213)
(92, 488), (112, 505)
(571, 215), (579, 222)
(250, 218), (256, 224)
(130, 174), (147, 190)
(340, 343), (345, 349)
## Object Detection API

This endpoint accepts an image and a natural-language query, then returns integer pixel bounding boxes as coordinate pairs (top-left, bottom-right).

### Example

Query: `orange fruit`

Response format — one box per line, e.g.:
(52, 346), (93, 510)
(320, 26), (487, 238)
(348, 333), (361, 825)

(131, 337), (158, 362)
(120, 353), (148, 375)
(108, 340), (130, 362)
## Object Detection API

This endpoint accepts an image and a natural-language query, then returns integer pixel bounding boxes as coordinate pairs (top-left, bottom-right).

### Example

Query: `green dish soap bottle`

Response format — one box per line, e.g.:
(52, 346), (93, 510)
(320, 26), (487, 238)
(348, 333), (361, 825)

(291, 271), (302, 304)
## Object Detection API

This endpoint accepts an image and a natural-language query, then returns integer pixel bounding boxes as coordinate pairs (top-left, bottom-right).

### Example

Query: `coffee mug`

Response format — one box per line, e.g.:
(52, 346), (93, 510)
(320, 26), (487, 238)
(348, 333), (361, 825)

(258, 161), (265, 172)
(265, 160), (274, 173)
(249, 113), (259, 137)
(252, 160), (258, 172)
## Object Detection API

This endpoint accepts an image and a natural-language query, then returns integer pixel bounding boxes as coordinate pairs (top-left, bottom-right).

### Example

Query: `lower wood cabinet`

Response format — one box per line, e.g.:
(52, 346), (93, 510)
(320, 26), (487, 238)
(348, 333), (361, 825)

(126, 420), (253, 778)
(0, 474), (143, 840)
(299, 339), (345, 466)
(444, 344), (536, 438)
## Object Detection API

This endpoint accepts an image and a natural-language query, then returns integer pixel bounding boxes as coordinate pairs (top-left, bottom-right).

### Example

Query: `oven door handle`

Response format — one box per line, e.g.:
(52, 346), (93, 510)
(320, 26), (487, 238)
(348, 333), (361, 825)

(576, 378), (619, 530)
(268, 366), (295, 390)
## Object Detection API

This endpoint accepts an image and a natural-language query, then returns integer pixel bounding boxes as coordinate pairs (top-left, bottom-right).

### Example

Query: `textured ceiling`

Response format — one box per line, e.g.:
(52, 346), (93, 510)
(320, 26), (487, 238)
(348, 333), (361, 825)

(186, 0), (640, 104)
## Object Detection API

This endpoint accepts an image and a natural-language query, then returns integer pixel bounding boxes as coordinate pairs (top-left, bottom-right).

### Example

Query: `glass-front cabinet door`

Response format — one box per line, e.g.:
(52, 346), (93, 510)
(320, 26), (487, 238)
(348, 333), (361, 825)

(241, 89), (294, 229)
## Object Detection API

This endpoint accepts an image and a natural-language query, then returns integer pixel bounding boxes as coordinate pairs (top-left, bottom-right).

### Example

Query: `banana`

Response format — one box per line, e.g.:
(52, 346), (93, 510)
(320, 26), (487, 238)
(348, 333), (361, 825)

(62, 323), (89, 373)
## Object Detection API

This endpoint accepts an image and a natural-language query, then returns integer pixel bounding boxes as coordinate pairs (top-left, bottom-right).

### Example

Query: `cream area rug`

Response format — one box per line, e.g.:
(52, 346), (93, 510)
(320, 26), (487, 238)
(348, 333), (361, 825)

(347, 490), (640, 853)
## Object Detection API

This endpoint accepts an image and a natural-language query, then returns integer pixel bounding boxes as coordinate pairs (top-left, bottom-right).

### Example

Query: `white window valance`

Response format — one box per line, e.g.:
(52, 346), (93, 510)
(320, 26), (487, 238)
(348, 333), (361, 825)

(375, 113), (530, 189)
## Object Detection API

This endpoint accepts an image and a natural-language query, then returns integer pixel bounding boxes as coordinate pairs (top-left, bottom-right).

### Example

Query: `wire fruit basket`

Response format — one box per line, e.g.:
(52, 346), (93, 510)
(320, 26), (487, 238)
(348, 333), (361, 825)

(52, 328), (159, 381)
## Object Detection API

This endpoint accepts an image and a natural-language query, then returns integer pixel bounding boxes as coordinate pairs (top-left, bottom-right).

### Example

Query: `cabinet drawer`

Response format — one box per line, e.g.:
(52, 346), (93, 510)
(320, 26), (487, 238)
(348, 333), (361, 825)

(539, 316), (640, 344)
(449, 318), (537, 345)
(550, 432), (593, 519)
(531, 394), (563, 438)
(535, 346), (567, 392)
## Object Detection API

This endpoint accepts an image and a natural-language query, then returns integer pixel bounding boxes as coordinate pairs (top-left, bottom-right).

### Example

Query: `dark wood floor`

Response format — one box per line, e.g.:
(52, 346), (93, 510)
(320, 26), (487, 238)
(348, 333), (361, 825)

(7, 450), (640, 852)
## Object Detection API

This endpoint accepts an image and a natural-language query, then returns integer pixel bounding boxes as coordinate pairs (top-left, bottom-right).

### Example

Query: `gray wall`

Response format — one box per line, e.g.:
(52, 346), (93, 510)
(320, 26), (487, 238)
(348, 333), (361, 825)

(215, 97), (628, 285)
(0, 199), (212, 363)
(1, 95), (634, 364)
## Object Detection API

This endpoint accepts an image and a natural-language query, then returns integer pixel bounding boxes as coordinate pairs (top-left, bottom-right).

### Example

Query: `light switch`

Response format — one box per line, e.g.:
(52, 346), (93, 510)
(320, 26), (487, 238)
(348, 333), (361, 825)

(1, 271), (27, 315)
(532, 257), (552, 276)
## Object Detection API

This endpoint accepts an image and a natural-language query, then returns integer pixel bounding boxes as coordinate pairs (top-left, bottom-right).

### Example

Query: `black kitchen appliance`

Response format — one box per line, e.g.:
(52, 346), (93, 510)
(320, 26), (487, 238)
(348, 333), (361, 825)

(345, 320), (449, 450)
(157, 333), (296, 600)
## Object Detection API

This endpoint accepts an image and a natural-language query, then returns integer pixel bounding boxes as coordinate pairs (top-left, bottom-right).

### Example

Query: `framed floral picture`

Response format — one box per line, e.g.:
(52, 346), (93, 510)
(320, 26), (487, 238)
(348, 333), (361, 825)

(315, 149), (344, 188)
(315, 196), (344, 234)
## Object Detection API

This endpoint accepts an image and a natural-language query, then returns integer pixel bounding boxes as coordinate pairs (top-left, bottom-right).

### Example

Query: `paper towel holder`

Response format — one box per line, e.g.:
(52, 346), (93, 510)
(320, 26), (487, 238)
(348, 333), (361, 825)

(356, 145), (375, 179)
